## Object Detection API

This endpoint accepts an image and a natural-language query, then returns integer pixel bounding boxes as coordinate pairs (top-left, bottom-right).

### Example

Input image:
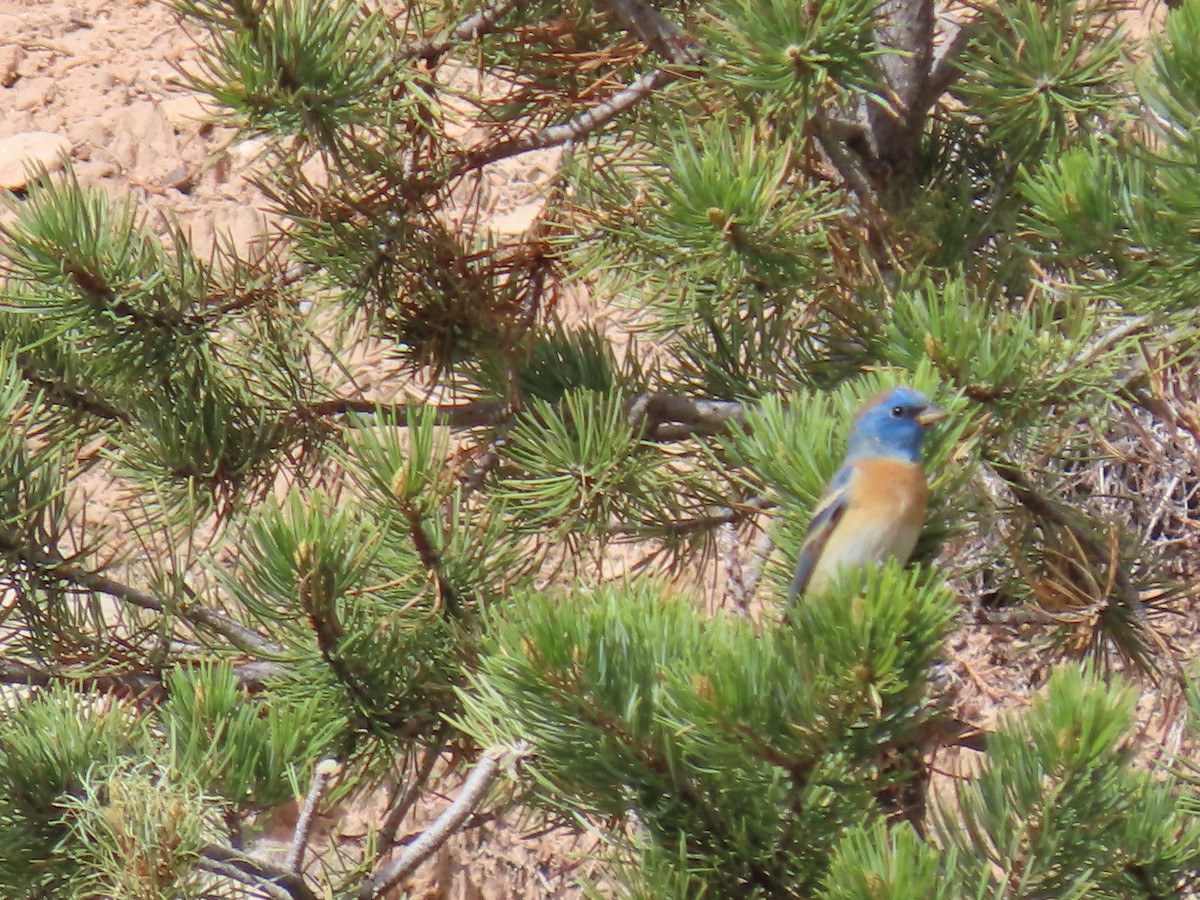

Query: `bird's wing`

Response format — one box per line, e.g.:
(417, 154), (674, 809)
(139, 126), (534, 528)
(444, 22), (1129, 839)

(785, 465), (855, 605)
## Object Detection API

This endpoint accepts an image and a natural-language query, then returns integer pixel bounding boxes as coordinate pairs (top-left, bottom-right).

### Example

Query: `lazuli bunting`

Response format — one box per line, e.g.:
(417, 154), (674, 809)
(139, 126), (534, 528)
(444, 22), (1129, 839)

(785, 387), (946, 604)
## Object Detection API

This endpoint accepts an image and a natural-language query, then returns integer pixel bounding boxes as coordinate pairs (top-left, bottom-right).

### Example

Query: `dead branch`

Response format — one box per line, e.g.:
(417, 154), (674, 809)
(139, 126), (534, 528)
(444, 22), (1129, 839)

(0, 534), (283, 657)
(200, 844), (320, 900)
(356, 743), (532, 899)
(397, 0), (524, 63)
(450, 68), (680, 178)
(286, 758), (342, 873)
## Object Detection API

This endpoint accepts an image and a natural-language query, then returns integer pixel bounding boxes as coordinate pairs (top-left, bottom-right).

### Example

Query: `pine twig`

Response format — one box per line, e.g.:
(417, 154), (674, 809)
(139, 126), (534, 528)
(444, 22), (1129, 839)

(286, 758), (342, 873)
(449, 68), (680, 179)
(377, 739), (447, 852)
(0, 534), (282, 657)
(355, 743), (532, 899)
(719, 521), (750, 616)
(400, 499), (462, 619)
(596, 0), (705, 65)
(200, 845), (320, 900)
(397, 0), (523, 63)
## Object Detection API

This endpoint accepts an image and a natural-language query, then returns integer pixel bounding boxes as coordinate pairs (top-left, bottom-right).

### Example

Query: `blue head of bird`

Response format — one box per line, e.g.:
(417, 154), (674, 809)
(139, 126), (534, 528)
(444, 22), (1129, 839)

(844, 387), (946, 464)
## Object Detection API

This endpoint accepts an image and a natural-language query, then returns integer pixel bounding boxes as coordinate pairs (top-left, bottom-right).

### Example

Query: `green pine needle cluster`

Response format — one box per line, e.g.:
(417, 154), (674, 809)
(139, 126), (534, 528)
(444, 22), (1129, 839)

(3, 0), (1200, 894)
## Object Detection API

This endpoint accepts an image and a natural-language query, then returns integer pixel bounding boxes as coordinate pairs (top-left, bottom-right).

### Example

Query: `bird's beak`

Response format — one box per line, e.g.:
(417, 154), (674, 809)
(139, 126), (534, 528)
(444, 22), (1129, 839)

(916, 404), (948, 427)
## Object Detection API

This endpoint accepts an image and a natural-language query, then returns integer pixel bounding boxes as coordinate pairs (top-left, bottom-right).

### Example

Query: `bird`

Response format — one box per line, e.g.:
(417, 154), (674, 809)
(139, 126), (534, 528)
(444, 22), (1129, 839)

(784, 386), (946, 605)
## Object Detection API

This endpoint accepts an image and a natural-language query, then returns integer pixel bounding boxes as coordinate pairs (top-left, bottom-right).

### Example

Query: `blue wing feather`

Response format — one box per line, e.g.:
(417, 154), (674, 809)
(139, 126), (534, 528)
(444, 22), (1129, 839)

(785, 465), (854, 605)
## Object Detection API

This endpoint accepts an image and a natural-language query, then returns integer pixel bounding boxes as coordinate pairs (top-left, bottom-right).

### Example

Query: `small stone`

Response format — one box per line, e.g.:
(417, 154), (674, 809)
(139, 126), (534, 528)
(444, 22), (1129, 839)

(227, 137), (270, 170)
(0, 132), (72, 189)
(160, 164), (196, 194)
(0, 44), (24, 87)
(158, 93), (218, 133)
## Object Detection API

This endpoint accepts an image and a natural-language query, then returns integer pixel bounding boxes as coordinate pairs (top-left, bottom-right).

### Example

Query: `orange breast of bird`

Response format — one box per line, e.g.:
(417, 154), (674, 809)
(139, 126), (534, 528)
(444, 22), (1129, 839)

(807, 458), (930, 596)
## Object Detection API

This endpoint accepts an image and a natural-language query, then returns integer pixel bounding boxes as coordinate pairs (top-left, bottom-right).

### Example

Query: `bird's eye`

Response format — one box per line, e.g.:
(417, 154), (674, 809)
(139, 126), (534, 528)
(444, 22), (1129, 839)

(891, 405), (905, 418)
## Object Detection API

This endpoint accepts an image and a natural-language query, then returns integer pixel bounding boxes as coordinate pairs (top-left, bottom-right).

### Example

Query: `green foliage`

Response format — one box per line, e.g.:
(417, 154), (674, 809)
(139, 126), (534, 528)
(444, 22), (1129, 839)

(161, 662), (343, 810)
(953, 0), (1127, 163)
(175, 0), (399, 151)
(701, 0), (878, 105)
(0, 688), (148, 894)
(494, 389), (665, 538)
(60, 761), (219, 900)
(940, 667), (1200, 897)
(479, 324), (619, 404)
(817, 820), (958, 900)
(461, 566), (957, 895)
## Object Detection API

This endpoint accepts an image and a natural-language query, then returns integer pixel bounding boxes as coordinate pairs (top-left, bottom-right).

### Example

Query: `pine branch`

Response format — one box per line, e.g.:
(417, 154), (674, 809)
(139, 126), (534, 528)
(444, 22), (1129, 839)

(869, 0), (935, 175)
(286, 758), (341, 873)
(400, 499), (462, 619)
(355, 743), (531, 899)
(397, 0), (524, 64)
(596, 0), (705, 65)
(448, 68), (680, 179)
(0, 534), (283, 657)
(16, 358), (127, 422)
(200, 844), (320, 900)
(985, 453), (1142, 615)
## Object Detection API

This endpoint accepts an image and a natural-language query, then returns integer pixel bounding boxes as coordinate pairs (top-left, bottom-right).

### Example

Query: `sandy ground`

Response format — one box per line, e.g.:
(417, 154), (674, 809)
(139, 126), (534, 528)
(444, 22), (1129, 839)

(1, 0), (1197, 897)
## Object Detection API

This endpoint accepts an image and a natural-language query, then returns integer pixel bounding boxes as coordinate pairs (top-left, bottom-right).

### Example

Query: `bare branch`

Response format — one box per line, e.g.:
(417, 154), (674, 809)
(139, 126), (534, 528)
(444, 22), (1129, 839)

(0, 658), (284, 696)
(448, 68), (680, 179)
(397, 0), (524, 63)
(378, 739), (447, 852)
(0, 659), (161, 695)
(868, 0), (935, 171)
(286, 758), (342, 873)
(813, 109), (887, 220)
(316, 391), (746, 441)
(201, 844), (320, 900)
(596, 0), (704, 65)
(605, 496), (775, 536)
(0, 534), (283, 657)
(356, 743), (532, 899)
(916, 15), (984, 117)
(629, 392), (747, 438)
(304, 397), (510, 426)
(719, 521), (750, 616)
(196, 855), (295, 900)
(742, 527), (776, 602)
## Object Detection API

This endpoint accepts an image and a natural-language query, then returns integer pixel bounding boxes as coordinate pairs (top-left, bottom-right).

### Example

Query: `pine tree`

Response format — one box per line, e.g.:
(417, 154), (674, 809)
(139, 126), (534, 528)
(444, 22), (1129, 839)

(3, 0), (1200, 896)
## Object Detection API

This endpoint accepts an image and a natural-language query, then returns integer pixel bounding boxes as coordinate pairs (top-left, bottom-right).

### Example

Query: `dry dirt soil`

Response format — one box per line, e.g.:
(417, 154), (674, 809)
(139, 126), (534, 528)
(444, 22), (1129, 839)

(0, 0), (1196, 898)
